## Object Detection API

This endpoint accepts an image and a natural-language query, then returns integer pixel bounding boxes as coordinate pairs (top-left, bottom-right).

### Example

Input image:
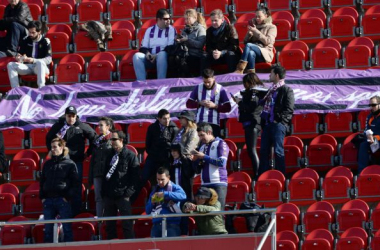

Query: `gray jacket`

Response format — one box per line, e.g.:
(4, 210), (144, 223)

(173, 127), (199, 158)
(181, 22), (206, 57)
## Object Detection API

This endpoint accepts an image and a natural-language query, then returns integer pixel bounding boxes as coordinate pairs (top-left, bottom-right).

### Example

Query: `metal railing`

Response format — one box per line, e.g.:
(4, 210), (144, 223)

(0, 208), (277, 250)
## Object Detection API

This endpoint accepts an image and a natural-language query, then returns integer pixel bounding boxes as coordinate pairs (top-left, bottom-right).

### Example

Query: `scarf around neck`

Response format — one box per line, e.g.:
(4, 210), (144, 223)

(56, 122), (71, 139)
(212, 21), (226, 36)
(94, 131), (111, 148)
(106, 151), (120, 180)
(262, 79), (285, 117)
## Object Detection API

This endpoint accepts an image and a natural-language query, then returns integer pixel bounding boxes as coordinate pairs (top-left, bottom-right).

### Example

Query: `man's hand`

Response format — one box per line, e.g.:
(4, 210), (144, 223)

(184, 202), (197, 212)
(146, 52), (156, 63)
(23, 57), (34, 63)
(213, 49), (221, 60)
(201, 100), (218, 109)
(191, 150), (205, 159)
(154, 192), (164, 199)
(367, 134), (375, 144)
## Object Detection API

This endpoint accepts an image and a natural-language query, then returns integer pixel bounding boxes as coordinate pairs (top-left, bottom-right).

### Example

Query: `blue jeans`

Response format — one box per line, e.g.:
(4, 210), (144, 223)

(133, 51), (168, 80)
(241, 43), (266, 69)
(358, 141), (370, 174)
(0, 22), (27, 52)
(71, 161), (83, 217)
(151, 223), (181, 238)
(43, 197), (73, 243)
(259, 122), (287, 176)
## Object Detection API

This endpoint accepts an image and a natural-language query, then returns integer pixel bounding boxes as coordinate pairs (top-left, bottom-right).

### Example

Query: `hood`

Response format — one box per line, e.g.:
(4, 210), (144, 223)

(170, 143), (184, 157)
(47, 147), (70, 159)
(254, 16), (273, 27)
(207, 188), (219, 206)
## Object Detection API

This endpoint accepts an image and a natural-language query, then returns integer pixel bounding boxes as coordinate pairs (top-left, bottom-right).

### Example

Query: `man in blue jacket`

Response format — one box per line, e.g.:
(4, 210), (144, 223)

(146, 167), (186, 237)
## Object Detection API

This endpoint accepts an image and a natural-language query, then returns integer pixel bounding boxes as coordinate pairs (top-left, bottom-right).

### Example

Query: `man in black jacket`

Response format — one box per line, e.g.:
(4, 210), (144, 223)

(0, 131), (7, 174)
(258, 64), (294, 176)
(46, 105), (97, 216)
(102, 130), (139, 239)
(0, 0), (33, 56)
(40, 137), (80, 243)
(142, 109), (178, 185)
(7, 20), (52, 88)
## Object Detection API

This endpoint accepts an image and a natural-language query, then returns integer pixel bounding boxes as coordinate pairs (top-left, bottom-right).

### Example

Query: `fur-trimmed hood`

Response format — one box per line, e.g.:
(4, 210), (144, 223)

(253, 16), (273, 27)
(47, 147), (70, 159)
(207, 188), (219, 206)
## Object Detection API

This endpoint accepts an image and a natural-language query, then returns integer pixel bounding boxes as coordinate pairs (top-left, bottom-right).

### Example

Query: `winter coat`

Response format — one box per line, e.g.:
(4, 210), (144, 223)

(89, 133), (113, 185)
(18, 35), (52, 66)
(46, 116), (97, 163)
(40, 147), (80, 201)
(181, 22), (206, 57)
(238, 88), (265, 130)
(271, 84), (295, 126)
(173, 127), (199, 158)
(2, 1), (33, 28)
(205, 22), (240, 55)
(244, 16), (277, 63)
(169, 155), (195, 201)
(101, 147), (140, 199)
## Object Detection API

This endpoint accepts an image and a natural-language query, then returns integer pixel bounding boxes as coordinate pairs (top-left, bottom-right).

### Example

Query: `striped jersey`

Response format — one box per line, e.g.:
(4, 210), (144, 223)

(141, 24), (176, 55)
(188, 82), (230, 125)
(199, 137), (229, 186)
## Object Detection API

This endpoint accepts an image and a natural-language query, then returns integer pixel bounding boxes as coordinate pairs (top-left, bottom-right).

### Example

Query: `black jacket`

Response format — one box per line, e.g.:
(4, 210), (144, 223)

(102, 147), (140, 199)
(238, 88), (264, 130)
(89, 133), (113, 185)
(205, 22), (240, 55)
(146, 120), (178, 163)
(0, 131), (7, 173)
(18, 35), (52, 65)
(46, 116), (97, 163)
(40, 148), (80, 200)
(2, 1), (33, 28)
(170, 156), (195, 201)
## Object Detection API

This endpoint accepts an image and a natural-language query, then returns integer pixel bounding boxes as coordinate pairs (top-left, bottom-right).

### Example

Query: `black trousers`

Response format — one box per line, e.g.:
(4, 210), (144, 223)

(200, 51), (240, 73)
(244, 126), (260, 179)
(0, 22), (27, 52)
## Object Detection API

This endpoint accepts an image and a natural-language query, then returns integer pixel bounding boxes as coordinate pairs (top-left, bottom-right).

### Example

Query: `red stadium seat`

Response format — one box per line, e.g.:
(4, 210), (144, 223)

(31, 224), (46, 243)
(134, 218), (152, 238)
(302, 229), (334, 250)
(0, 57), (16, 93)
(72, 222), (96, 241)
(336, 227), (368, 250)
(45, 24), (72, 58)
(369, 202), (380, 234)
(55, 53), (85, 84)
(306, 134), (338, 171)
(372, 229), (380, 250)
(232, 216), (248, 233)
(321, 166), (353, 204)
(276, 203), (300, 233)
(362, 1), (380, 9)
(76, 0), (107, 23)
(20, 183), (43, 219)
(127, 122), (152, 148)
(224, 117), (245, 143)
(8, 149), (40, 186)
(2, 128), (25, 155)
(253, 170), (285, 207)
(278, 41), (309, 70)
(72, 30), (99, 57)
(296, 9), (327, 43)
(118, 50), (138, 81)
(272, 11), (294, 47)
(234, 13), (256, 44)
(287, 168), (319, 206)
(74, 212), (98, 234)
(356, 165), (380, 202)
(238, 138), (261, 176)
(170, 0), (198, 18)
(284, 136), (304, 173)
(0, 225), (26, 245)
(276, 230), (299, 250)
(362, 5), (380, 40)
(29, 127), (50, 152)
(45, 0), (77, 25)
(87, 52), (117, 82)
(136, 19), (156, 46)
(226, 181), (249, 208)
(357, 109), (370, 132)
(224, 139), (238, 161)
(298, 0), (324, 12)
(132, 187), (147, 215)
(125, 144), (138, 156)
(303, 201), (335, 234)
(138, 0), (167, 21)
(311, 38), (341, 69)
(0, 183), (20, 204)
(108, 0), (136, 21)
(200, 0), (229, 16)
(339, 133), (360, 169)
(337, 199), (369, 234)
(327, 0), (359, 10)
(344, 36), (374, 69)
(324, 112), (353, 137)
(8, 216), (32, 239)
(107, 21), (134, 56)
(173, 17), (186, 32)
(231, 0), (260, 17)
(265, 0), (293, 12)
(0, 193), (16, 221)
(328, 7), (358, 42)
(228, 172), (252, 191)
(23, 0), (44, 21)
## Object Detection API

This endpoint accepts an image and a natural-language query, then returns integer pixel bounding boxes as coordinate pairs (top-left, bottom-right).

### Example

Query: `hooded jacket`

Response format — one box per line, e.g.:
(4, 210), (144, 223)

(183, 188), (227, 235)
(40, 147), (80, 201)
(89, 133), (113, 185)
(238, 88), (265, 130)
(2, 0), (33, 28)
(46, 116), (97, 163)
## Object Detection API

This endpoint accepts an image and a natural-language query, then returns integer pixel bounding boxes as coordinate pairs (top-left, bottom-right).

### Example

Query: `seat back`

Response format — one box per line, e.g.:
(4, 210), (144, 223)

(234, 13), (256, 42)
(315, 38), (342, 53)
(170, 0), (198, 18)
(228, 172), (252, 188)
(310, 134), (338, 150)
(258, 169), (286, 184)
(108, 0), (136, 20)
(0, 225), (26, 245)
(72, 222), (96, 241)
(139, 0), (167, 19)
(0, 183), (20, 204)
(2, 128), (25, 155)
(361, 164), (380, 175)
(291, 113), (320, 139)
(333, 6), (359, 18)
(276, 230), (299, 250)
(60, 53), (85, 65)
(132, 187), (147, 215)
(305, 228), (334, 246)
(127, 122), (152, 148)
(325, 165), (352, 180)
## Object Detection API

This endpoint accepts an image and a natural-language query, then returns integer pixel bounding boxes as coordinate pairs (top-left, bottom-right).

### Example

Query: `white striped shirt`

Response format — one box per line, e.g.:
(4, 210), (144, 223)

(141, 24), (176, 54)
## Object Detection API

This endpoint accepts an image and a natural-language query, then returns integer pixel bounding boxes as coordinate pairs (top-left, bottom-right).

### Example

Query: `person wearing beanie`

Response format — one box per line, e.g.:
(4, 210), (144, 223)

(172, 110), (199, 159)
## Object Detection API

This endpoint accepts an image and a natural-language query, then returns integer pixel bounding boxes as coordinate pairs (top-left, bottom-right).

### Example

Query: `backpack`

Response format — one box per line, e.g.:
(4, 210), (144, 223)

(240, 202), (271, 233)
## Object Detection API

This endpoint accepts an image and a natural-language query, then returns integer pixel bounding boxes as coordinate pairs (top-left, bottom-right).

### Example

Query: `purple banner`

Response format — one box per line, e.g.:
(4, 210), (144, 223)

(0, 69), (379, 131)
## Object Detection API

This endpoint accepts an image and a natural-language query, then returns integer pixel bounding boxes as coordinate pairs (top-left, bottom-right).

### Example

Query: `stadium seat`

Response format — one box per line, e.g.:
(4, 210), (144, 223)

(0, 57), (15, 93)
(7, 149), (40, 186)
(238, 142), (261, 176)
(362, 5), (380, 40)
(287, 168), (319, 206)
(134, 218), (152, 238)
(231, 0), (260, 17)
(328, 7), (359, 42)
(55, 53), (85, 84)
(199, 0), (230, 16)
(169, 0), (198, 19)
(320, 166), (353, 204)
(303, 201), (335, 234)
(336, 227), (368, 250)
(284, 136), (304, 173)
(2, 127), (25, 155)
(278, 41), (309, 70)
(76, 0), (107, 23)
(276, 203), (300, 233)
(265, 0), (293, 12)
(255, 47), (276, 70)
(136, 19), (156, 46)
(357, 109), (370, 132)
(74, 212), (98, 234)
(125, 144), (138, 156)
(253, 170), (285, 207)
(72, 30), (99, 57)
(19, 61), (53, 85)
(228, 172), (252, 192)
(45, 24), (72, 58)
(226, 181), (249, 208)
(311, 38), (342, 69)
(132, 187), (147, 214)
(0, 225), (26, 245)
(232, 216), (248, 233)
(337, 199), (369, 233)
(372, 229), (380, 250)
(297, 0), (324, 12)
(339, 133), (360, 169)
(272, 11), (294, 47)
(20, 183), (43, 219)
(108, 0), (136, 21)
(138, 0), (168, 21)
(343, 36), (374, 69)
(369, 202), (380, 234)
(296, 9), (327, 43)
(224, 117), (245, 143)
(224, 139), (238, 161)
(0, 183), (20, 204)
(276, 230), (299, 250)
(0, 193), (16, 221)
(173, 17), (186, 32)
(118, 50), (138, 81)
(205, 15), (231, 27)
(355, 165), (380, 202)
(302, 228), (334, 250)
(86, 52), (117, 82)
(324, 112), (353, 137)
(8, 216), (32, 239)
(127, 122), (152, 148)
(234, 13), (256, 44)
(72, 222), (96, 241)
(107, 20), (135, 56)
(29, 127), (50, 152)
(31, 224), (46, 243)
(326, 0), (359, 11)
(23, 0), (44, 21)
(45, 0), (77, 25)
(362, 0), (380, 9)
(306, 134), (338, 171)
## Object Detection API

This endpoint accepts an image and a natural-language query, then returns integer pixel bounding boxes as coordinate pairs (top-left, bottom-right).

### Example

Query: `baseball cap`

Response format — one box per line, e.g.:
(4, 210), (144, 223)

(65, 106), (77, 115)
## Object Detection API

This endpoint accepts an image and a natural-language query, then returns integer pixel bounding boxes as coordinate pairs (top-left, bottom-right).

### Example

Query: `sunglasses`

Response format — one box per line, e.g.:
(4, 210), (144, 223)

(110, 138), (120, 141)
(161, 17), (171, 21)
(369, 104), (379, 107)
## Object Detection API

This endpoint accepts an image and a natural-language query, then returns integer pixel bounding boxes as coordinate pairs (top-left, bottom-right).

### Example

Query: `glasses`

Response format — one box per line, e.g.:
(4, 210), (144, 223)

(161, 17), (170, 21)
(369, 104), (379, 107)
(110, 138), (120, 141)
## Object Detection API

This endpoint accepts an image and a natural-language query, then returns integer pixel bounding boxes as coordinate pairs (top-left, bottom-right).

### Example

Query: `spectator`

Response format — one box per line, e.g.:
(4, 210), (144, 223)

(46, 106), (97, 217)
(7, 20), (52, 88)
(258, 64), (294, 176)
(201, 9), (240, 73)
(89, 117), (114, 217)
(358, 96), (380, 174)
(191, 122), (229, 209)
(142, 109), (178, 185)
(102, 130), (139, 239)
(133, 8), (175, 80)
(183, 187), (227, 235)
(0, 131), (7, 174)
(186, 68), (231, 138)
(40, 138), (80, 243)
(0, 0), (33, 57)
(146, 167), (186, 237)
(79, 20), (113, 52)
(168, 9), (206, 77)
(172, 110), (199, 159)
(231, 73), (265, 179)
(235, 7), (277, 74)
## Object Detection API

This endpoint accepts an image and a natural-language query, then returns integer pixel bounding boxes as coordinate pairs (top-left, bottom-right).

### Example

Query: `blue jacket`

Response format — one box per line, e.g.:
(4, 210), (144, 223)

(364, 111), (380, 141)
(146, 181), (186, 224)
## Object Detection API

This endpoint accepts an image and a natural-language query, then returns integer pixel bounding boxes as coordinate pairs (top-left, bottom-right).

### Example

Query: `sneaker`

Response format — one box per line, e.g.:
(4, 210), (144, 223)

(98, 43), (106, 52)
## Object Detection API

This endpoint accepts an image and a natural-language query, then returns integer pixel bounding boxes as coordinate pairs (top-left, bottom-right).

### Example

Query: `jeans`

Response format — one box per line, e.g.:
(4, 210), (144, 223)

(133, 51), (168, 80)
(93, 177), (103, 217)
(259, 122), (287, 176)
(151, 223), (181, 238)
(0, 22), (28, 52)
(358, 141), (370, 174)
(7, 61), (50, 88)
(71, 161), (83, 217)
(103, 196), (134, 239)
(43, 197), (73, 243)
(205, 184), (227, 209)
(201, 51), (240, 73)
(241, 43), (266, 70)
(244, 126), (260, 178)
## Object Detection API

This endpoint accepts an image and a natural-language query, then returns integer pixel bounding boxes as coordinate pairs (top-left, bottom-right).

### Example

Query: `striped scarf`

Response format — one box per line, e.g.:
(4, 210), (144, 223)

(56, 122), (70, 139)
(261, 79), (285, 120)
(106, 152), (119, 180)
